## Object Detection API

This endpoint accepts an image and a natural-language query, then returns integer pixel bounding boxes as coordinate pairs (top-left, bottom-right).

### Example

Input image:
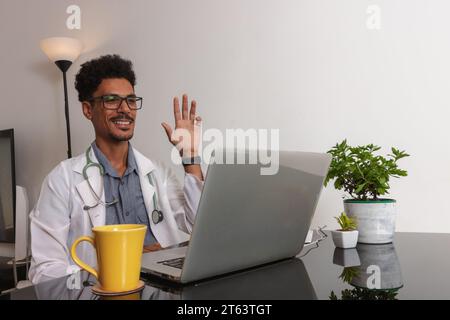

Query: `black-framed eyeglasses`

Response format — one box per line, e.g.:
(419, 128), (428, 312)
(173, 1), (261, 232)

(89, 94), (143, 110)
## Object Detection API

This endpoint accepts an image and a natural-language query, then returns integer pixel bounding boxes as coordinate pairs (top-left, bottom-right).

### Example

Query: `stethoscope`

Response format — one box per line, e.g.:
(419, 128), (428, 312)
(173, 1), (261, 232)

(82, 147), (164, 225)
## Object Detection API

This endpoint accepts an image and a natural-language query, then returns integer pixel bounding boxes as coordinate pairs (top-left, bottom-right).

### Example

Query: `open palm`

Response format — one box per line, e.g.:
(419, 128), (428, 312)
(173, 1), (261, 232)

(162, 94), (202, 157)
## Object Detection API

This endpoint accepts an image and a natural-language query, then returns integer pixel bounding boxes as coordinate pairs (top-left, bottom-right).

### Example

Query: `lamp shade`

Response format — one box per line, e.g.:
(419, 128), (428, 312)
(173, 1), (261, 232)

(40, 37), (83, 62)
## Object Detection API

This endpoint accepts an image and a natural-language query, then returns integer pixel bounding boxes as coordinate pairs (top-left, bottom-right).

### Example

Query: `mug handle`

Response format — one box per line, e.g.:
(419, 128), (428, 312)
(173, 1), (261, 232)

(70, 236), (98, 279)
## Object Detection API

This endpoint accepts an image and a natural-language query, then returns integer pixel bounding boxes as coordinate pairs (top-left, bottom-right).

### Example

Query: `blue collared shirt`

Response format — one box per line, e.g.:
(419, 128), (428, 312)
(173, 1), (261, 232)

(91, 142), (157, 246)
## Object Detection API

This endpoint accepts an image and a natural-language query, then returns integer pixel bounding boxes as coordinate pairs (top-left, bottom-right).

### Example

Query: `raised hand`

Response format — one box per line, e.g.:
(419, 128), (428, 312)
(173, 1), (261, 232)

(161, 94), (202, 158)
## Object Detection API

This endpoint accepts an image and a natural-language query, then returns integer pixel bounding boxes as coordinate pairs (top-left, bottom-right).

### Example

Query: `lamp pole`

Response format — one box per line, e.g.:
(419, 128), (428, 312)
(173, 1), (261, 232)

(40, 37), (82, 159)
(55, 60), (73, 159)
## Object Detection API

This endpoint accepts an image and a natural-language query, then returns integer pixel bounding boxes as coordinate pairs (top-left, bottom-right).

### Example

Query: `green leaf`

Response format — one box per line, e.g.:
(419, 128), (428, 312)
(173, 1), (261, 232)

(335, 212), (357, 230)
(325, 141), (409, 199)
(355, 183), (366, 194)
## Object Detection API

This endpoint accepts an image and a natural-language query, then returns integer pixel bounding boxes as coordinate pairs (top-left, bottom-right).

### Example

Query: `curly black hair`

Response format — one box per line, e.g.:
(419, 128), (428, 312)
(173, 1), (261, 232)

(75, 54), (136, 102)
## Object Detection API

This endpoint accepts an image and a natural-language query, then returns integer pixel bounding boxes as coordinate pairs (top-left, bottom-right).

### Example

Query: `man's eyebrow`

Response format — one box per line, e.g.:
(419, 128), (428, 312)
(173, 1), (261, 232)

(103, 93), (137, 97)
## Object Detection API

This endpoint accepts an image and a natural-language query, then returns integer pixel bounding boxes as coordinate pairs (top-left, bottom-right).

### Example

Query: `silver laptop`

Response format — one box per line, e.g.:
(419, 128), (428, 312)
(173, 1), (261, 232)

(141, 150), (331, 283)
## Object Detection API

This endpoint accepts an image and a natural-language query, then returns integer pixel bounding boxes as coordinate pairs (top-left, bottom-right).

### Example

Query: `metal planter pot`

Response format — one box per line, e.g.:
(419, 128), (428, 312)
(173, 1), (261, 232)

(344, 199), (396, 244)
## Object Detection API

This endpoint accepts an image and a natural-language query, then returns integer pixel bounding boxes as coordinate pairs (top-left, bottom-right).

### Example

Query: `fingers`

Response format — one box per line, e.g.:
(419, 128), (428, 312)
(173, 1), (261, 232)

(190, 100), (197, 120)
(173, 97), (181, 121)
(161, 122), (173, 142)
(182, 94), (189, 119)
(174, 94), (199, 121)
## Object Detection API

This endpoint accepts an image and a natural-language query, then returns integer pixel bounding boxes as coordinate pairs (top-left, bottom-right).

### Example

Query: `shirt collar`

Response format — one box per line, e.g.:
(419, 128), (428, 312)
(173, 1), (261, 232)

(91, 142), (138, 178)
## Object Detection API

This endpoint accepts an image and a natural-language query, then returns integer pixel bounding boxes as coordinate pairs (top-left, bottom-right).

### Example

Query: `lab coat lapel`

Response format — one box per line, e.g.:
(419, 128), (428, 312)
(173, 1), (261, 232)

(139, 173), (155, 221)
(73, 148), (106, 227)
(133, 148), (185, 247)
(133, 148), (156, 219)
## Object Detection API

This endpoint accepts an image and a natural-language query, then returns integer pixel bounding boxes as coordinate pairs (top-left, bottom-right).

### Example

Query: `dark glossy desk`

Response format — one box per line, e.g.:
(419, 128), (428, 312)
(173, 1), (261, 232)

(2, 231), (450, 300)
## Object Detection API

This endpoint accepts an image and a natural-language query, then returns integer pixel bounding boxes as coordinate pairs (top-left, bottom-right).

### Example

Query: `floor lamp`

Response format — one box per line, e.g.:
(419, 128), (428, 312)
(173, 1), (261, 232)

(40, 37), (83, 159)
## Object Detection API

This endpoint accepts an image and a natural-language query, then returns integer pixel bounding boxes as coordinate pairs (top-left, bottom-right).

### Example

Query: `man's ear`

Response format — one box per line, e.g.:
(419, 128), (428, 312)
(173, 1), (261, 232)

(82, 102), (93, 120)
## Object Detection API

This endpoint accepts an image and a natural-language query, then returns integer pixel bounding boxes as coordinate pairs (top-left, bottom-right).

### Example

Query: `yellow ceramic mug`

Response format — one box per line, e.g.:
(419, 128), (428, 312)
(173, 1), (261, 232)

(70, 224), (147, 292)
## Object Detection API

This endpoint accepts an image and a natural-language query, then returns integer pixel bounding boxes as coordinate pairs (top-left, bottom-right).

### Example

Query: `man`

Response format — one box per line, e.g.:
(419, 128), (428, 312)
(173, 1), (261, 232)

(29, 55), (204, 284)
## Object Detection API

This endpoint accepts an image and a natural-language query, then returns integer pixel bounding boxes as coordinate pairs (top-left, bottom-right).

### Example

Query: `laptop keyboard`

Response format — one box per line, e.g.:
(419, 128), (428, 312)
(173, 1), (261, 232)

(157, 257), (185, 269)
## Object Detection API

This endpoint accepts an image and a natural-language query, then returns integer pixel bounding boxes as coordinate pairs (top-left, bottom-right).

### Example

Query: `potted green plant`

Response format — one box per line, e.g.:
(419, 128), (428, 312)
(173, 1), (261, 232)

(332, 212), (358, 249)
(324, 140), (409, 244)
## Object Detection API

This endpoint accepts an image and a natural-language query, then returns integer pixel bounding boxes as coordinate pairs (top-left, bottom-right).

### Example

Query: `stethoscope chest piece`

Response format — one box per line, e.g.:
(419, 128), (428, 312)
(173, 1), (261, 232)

(152, 209), (164, 224)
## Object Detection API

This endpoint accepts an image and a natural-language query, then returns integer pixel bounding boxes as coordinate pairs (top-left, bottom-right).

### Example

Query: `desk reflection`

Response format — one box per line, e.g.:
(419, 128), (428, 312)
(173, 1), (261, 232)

(6, 258), (316, 300)
(331, 243), (403, 300)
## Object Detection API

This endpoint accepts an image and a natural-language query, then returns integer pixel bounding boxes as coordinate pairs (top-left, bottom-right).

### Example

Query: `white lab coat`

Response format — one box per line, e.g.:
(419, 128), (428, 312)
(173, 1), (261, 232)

(28, 146), (203, 284)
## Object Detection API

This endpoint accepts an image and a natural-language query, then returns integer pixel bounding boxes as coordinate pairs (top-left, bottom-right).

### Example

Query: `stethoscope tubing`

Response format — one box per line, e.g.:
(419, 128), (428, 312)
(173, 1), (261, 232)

(82, 147), (164, 224)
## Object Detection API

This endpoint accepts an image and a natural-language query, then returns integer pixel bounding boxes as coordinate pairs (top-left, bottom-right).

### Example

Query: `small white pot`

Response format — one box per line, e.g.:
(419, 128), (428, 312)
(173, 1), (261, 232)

(331, 230), (359, 249)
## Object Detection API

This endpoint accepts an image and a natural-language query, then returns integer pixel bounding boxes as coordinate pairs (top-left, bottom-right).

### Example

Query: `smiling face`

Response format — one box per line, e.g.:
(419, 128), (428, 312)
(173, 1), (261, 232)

(82, 78), (137, 143)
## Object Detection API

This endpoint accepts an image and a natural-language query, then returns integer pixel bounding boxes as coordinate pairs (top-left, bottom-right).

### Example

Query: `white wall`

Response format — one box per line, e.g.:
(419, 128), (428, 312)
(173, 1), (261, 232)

(0, 0), (448, 233)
